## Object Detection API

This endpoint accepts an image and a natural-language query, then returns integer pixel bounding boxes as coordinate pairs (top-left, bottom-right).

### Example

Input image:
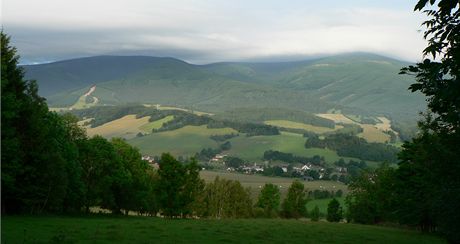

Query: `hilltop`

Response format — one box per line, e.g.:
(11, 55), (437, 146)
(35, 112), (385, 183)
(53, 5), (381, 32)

(23, 53), (425, 122)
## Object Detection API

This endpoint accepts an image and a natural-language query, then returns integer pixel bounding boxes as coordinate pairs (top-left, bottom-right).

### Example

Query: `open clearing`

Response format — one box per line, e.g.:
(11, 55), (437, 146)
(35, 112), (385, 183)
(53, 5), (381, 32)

(357, 124), (390, 143)
(226, 132), (368, 164)
(200, 170), (347, 199)
(139, 115), (175, 133)
(264, 120), (343, 134)
(129, 125), (237, 157)
(2, 216), (445, 243)
(316, 113), (357, 124)
(87, 115), (151, 139)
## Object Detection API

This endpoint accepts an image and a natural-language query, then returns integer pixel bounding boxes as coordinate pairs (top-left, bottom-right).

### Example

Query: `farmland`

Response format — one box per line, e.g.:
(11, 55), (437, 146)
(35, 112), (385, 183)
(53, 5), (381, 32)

(200, 170), (347, 199)
(264, 120), (343, 134)
(86, 115), (151, 139)
(129, 125), (237, 157)
(2, 216), (445, 243)
(139, 115), (175, 133)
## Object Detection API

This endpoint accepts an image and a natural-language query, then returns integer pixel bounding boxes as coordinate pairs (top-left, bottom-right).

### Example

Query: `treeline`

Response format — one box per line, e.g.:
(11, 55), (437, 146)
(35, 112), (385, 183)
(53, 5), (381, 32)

(194, 142), (232, 162)
(70, 105), (167, 127)
(215, 107), (336, 128)
(305, 134), (399, 163)
(263, 150), (324, 165)
(71, 104), (280, 137)
(209, 133), (239, 142)
(208, 120), (279, 136)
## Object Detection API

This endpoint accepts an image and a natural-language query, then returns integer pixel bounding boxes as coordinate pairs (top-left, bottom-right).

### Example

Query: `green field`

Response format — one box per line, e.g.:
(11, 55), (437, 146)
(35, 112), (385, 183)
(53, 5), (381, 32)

(129, 125), (237, 157)
(139, 115), (175, 133)
(2, 216), (445, 243)
(306, 197), (346, 215)
(129, 127), (378, 165)
(200, 171), (347, 199)
(264, 120), (342, 134)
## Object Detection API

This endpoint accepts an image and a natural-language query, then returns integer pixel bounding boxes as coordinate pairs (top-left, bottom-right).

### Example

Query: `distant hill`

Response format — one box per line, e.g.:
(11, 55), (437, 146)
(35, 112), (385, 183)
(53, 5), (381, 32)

(23, 53), (425, 121)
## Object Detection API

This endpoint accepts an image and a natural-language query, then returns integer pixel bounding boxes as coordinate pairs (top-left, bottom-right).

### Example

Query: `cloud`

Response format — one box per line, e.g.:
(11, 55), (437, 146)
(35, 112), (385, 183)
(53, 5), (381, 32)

(3, 0), (427, 64)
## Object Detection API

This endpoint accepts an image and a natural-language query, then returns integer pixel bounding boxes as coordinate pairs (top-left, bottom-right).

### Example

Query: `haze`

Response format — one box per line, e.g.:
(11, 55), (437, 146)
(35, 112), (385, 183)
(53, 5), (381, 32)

(3, 0), (427, 64)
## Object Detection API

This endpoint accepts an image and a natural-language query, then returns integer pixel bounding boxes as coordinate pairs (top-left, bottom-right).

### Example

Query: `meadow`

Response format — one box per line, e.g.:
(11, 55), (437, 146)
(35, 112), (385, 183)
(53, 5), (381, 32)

(264, 120), (342, 134)
(1, 216), (446, 243)
(306, 197), (346, 215)
(139, 115), (175, 133)
(129, 125), (237, 156)
(86, 115), (151, 139)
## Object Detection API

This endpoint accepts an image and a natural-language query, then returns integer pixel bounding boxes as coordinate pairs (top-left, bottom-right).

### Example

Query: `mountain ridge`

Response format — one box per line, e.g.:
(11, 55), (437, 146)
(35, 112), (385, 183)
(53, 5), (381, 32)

(23, 52), (425, 121)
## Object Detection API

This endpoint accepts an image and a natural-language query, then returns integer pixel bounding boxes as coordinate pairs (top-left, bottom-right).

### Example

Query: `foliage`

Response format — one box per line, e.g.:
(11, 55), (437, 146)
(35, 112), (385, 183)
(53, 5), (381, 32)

(263, 150), (325, 165)
(310, 205), (320, 221)
(397, 0), (460, 241)
(327, 198), (343, 222)
(199, 177), (253, 218)
(281, 180), (308, 219)
(157, 153), (204, 218)
(305, 134), (399, 163)
(209, 133), (239, 142)
(345, 164), (397, 224)
(1, 32), (83, 214)
(256, 183), (281, 218)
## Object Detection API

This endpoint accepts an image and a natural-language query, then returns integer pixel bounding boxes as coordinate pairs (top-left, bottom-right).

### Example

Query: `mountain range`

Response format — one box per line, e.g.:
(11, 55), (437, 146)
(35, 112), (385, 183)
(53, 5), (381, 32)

(23, 52), (425, 122)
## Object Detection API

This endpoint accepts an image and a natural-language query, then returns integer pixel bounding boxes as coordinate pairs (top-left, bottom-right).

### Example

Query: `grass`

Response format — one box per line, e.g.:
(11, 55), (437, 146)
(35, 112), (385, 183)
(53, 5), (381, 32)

(226, 132), (308, 162)
(306, 197), (346, 215)
(264, 120), (343, 134)
(200, 171), (347, 199)
(315, 113), (357, 124)
(2, 215), (445, 243)
(129, 125), (237, 157)
(139, 115), (175, 133)
(129, 127), (378, 165)
(87, 115), (150, 139)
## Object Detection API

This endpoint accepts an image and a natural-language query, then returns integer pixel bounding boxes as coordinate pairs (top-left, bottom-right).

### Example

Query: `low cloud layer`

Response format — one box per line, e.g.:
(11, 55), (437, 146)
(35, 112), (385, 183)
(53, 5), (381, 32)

(4, 0), (427, 64)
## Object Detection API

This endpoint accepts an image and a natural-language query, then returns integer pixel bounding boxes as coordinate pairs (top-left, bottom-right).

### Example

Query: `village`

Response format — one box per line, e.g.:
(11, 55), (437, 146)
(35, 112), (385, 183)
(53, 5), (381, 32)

(142, 153), (354, 184)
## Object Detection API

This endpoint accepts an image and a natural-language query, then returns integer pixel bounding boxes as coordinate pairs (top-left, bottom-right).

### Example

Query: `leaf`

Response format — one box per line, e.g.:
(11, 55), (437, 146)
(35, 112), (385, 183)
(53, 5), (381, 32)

(415, 0), (429, 11)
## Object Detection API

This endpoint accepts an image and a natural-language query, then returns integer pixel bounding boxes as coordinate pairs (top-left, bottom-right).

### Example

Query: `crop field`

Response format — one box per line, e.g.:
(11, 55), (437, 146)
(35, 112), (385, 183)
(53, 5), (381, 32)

(264, 120), (343, 134)
(129, 125), (237, 157)
(2, 216), (445, 243)
(316, 113), (357, 124)
(87, 115), (151, 139)
(357, 124), (390, 143)
(200, 171), (347, 199)
(143, 104), (214, 116)
(139, 115), (175, 133)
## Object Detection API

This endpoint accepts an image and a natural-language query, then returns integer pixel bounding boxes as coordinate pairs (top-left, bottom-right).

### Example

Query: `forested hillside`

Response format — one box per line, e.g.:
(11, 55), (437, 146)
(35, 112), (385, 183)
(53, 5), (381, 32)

(23, 53), (425, 122)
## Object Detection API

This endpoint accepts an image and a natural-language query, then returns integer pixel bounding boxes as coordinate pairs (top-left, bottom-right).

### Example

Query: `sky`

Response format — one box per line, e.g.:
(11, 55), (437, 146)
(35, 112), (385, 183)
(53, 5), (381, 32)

(3, 0), (428, 64)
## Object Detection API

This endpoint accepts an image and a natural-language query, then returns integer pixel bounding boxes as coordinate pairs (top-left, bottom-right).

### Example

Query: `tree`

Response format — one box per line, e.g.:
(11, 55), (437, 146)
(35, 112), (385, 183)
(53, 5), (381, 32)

(1, 32), (84, 214)
(398, 0), (460, 241)
(200, 177), (252, 218)
(157, 153), (204, 218)
(345, 164), (396, 224)
(310, 205), (320, 222)
(181, 159), (205, 217)
(78, 136), (124, 213)
(111, 138), (155, 215)
(256, 183), (281, 217)
(157, 153), (186, 218)
(281, 180), (308, 219)
(327, 198), (342, 222)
